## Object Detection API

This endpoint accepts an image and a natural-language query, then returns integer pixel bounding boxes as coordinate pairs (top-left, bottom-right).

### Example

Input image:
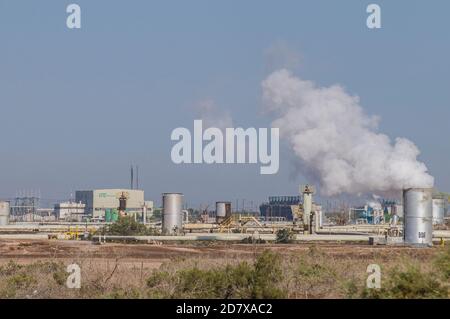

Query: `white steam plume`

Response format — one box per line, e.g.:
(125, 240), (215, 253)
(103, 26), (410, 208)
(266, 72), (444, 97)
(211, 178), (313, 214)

(262, 69), (434, 196)
(194, 99), (233, 130)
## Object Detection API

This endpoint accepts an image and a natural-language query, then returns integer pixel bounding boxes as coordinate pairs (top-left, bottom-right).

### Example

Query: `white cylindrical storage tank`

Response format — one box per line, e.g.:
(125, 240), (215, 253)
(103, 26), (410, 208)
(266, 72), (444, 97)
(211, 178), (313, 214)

(432, 196), (446, 225)
(162, 193), (183, 235)
(0, 201), (10, 226)
(403, 188), (433, 246)
(215, 201), (231, 223)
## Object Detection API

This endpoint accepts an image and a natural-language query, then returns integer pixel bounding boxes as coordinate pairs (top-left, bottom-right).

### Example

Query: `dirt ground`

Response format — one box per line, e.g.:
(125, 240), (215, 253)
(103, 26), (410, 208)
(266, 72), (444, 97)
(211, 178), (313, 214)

(0, 239), (438, 268)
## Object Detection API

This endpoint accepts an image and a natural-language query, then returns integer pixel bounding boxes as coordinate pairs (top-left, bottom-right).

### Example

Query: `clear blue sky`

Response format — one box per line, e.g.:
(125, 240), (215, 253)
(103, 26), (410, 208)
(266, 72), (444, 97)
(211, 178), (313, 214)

(0, 0), (449, 208)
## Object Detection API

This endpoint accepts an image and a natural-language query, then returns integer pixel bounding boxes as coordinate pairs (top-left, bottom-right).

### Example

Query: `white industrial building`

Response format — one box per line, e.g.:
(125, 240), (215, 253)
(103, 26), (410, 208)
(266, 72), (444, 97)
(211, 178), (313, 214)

(144, 200), (154, 218)
(54, 201), (86, 221)
(75, 189), (145, 219)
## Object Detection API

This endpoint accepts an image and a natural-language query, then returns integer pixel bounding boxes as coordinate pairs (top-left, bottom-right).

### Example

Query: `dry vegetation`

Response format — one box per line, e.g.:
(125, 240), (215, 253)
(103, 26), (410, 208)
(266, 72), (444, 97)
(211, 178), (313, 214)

(0, 242), (449, 299)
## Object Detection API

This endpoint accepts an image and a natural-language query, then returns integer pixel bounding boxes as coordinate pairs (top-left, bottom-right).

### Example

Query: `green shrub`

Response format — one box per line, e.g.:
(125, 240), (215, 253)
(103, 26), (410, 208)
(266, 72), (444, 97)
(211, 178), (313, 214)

(362, 264), (448, 299)
(147, 271), (171, 289)
(276, 229), (295, 243)
(0, 260), (23, 276)
(241, 236), (266, 244)
(97, 216), (158, 236)
(293, 252), (337, 298)
(105, 287), (142, 299)
(8, 273), (36, 289)
(52, 267), (68, 286)
(434, 246), (450, 279)
(0, 260), (68, 298)
(297, 261), (334, 279)
(342, 278), (359, 299)
(146, 250), (285, 299)
(251, 250), (284, 298)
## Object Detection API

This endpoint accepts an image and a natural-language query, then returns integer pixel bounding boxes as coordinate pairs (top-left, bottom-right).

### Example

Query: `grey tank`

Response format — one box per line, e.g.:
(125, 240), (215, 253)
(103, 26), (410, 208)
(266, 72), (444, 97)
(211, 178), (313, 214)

(162, 193), (183, 235)
(403, 188), (433, 246)
(215, 202), (231, 223)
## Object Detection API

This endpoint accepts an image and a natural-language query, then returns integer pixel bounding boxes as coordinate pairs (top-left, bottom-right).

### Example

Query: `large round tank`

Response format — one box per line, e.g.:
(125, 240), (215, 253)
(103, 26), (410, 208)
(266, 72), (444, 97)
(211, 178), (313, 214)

(215, 201), (231, 223)
(162, 193), (183, 234)
(403, 188), (433, 246)
(432, 196), (446, 225)
(0, 201), (10, 226)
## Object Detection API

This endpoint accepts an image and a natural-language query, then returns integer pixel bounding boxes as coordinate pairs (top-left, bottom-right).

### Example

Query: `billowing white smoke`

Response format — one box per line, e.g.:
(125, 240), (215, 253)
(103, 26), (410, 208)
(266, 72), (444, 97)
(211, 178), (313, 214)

(262, 69), (434, 196)
(195, 99), (233, 130)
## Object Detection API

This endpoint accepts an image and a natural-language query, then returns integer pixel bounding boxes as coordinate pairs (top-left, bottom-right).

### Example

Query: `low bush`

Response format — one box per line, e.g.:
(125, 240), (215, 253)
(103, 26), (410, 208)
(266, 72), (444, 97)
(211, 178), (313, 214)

(434, 246), (450, 280)
(97, 216), (159, 236)
(275, 229), (295, 244)
(241, 236), (266, 244)
(361, 264), (448, 299)
(146, 250), (285, 299)
(0, 261), (66, 298)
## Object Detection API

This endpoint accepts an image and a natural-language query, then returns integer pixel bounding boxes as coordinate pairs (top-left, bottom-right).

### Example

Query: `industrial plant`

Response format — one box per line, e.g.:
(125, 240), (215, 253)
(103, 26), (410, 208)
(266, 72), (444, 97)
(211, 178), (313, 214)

(2, 0), (450, 304)
(0, 179), (449, 247)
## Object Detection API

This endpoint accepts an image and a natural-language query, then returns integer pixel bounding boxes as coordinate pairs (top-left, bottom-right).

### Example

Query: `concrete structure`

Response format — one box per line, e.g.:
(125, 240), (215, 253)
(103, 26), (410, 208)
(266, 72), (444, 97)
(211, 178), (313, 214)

(162, 193), (183, 234)
(54, 201), (86, 221)
(0, 201), (10, 226)
(301, 185), (315, 232)
(75, 189), (145, 219)
(313, 204), (323, 232)
(142, 200), (154, 223)
(403, 188), (433, 246)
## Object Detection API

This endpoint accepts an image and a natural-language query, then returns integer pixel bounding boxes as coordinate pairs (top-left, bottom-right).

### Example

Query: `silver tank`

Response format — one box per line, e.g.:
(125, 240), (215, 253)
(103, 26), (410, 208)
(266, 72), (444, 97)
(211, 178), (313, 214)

(403, 188), (433, 246)
(216, 202), (231, 217)
(0, 201), (10, 226)
(216, 201), (231, 223)
(162, 193), (183, 234)
(432, 197), (446, 225)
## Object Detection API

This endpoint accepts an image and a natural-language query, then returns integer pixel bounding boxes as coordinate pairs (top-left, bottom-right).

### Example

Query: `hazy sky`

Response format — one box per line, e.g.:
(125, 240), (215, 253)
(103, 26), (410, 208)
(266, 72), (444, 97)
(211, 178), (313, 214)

(1, 0), (449, 208)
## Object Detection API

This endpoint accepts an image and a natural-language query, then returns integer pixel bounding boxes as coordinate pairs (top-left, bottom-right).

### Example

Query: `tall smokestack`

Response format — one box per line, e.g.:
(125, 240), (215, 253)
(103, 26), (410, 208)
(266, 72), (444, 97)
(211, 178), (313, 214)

(130, 165), (134, 190)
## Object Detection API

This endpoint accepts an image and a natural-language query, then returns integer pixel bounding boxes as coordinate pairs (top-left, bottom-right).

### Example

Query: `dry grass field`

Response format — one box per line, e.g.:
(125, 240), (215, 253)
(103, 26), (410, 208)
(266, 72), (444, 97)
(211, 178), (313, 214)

(0, 239), (449, 299)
